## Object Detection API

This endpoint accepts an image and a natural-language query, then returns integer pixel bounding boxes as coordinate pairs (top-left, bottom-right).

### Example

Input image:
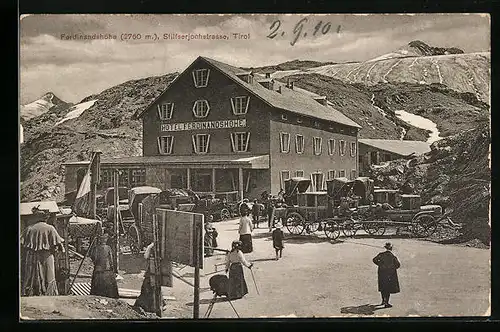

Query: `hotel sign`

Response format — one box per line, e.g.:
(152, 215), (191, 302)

(160, 119), (246, 132)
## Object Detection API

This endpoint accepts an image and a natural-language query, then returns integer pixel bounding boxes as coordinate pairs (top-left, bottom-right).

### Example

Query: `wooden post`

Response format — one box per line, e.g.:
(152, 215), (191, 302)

(113, 170), (120, 274)
(238, 167), (244, 201)
(193, 220), (201, 319)
(152, 212), (162, 318)
(212, 168), (216, 195)
(90, 151), (101, 219)
(186, 168), (191, 190)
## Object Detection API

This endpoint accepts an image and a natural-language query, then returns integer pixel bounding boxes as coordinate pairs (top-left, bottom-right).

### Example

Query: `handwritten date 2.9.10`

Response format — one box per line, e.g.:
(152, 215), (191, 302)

(267, 18), (341, 46)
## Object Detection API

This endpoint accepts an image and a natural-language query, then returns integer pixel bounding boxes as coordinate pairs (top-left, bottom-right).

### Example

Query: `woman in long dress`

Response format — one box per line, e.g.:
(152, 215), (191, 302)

(225, 241), (253, 300)
(134, 242), (164, 313)
(21, 211), (65, 296)
(238, 205), (253, 253)
(89, 233), (119, 298)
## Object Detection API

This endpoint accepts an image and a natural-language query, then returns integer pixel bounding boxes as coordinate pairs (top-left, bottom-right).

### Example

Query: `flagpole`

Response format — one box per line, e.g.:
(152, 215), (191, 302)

(90, 150), (102, 220)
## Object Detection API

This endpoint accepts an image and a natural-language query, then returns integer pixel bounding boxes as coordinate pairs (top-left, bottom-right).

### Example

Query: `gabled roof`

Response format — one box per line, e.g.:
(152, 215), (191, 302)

(137, 56), (361, 129)
(359, 139), (431, 156)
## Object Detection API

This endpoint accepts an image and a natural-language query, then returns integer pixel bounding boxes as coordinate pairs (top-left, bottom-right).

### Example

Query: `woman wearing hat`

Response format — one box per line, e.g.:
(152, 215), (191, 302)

(89, 233), (119, 298)
(20, 209), (65, 296)
(372, 242), (401, 308)
(238, 204), (254, 254)
(225, 241), (253, 300)
(272, 222), (285, 260)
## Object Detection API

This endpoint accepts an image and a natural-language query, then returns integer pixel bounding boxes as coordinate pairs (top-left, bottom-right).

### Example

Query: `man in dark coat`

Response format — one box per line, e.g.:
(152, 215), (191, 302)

(372, 242), (400, 308)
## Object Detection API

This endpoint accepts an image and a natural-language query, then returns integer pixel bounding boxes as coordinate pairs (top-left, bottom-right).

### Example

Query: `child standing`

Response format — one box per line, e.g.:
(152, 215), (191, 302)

(272, 222), (284, 260)
(252, 199), (261, 228)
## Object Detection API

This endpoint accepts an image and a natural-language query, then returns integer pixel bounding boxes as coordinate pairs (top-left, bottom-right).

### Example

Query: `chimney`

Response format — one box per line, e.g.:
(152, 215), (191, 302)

(265, 72), (271, 78)
(277, 86), (282, 94)
(287, 78), (294, 89)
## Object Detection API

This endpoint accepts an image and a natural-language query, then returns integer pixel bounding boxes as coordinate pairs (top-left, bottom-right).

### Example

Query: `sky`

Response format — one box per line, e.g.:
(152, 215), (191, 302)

(20, 14), (490, 104)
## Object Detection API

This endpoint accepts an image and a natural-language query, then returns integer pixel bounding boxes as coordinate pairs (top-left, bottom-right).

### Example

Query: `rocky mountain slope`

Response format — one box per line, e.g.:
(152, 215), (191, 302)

(367, 124), (490, 245)
(20, 73), (178, 201)
(277, 74), (489, 140)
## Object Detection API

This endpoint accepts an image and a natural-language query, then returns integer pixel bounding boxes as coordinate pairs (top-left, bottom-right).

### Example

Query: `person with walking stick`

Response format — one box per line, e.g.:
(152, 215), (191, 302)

(225, 241), (254, 300)
(373, 242), (401, 308)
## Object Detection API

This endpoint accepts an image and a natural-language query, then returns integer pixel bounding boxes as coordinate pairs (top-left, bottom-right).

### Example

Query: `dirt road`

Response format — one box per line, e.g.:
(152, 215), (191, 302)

(34, 217), (488, 319)
(132, 217), (490, 318)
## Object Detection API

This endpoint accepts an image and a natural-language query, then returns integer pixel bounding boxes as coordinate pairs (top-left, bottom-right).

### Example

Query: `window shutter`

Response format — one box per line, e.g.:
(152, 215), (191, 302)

(230, 98), (235, 115)
(206, 134), (211, 153)
(245, 132), (251, 151)
(157, 104), (162, 119)
(230, 133), (236, 152)
(191, 135), (197, 154)
(157, 137), (162, 154)
(245, 96), (250, 113)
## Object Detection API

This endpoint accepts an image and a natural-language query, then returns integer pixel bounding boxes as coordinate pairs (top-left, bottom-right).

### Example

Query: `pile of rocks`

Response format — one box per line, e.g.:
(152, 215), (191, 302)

(368, 124), (490, 245)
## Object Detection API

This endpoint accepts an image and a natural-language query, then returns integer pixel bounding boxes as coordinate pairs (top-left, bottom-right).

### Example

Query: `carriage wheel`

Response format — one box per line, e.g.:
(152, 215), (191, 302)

(220, 208), (231, 221)
(342, 219), (357, 237)
(306, 222), (320, 233)
(324, 221), (341, 240)
(127, 225), (141, 255)
(411, 214), (436, 237)
(363, 222), (387, 236)
(285, 212), (305, 235)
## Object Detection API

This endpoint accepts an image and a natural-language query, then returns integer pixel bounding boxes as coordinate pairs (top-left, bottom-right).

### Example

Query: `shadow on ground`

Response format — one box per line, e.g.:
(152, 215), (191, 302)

(340, 304), (384, 315)
(348, 233), (413, 240)
(119, 253), (146, 274)
(186, 296), (234, 306)
(284, 235), (345, 245)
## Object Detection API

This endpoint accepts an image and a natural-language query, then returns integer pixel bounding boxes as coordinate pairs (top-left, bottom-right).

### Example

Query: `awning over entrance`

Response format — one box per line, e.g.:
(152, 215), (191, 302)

(64, 154), (270, 169)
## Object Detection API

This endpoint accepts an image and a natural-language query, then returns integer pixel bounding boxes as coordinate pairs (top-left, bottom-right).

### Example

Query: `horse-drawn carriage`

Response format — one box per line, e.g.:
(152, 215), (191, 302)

(280, 176), (449, 240)
(125, 187), (234, 254)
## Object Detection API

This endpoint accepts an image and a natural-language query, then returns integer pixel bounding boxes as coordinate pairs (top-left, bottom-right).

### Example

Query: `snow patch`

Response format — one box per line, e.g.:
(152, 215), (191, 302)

(270, 69), (304, 79)
(370, 94), (387, 117)
(55, 100), (98, 125)
(395, 109), (441, 143)
(21, 98), (55, 120)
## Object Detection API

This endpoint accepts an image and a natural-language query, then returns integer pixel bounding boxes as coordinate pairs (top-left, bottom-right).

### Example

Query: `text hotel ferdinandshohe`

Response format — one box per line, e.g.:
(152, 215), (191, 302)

(160, 119), (247, 132)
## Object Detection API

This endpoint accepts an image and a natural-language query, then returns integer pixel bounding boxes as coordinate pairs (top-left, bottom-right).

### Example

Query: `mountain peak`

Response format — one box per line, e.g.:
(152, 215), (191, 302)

(405, 40), (465, 56)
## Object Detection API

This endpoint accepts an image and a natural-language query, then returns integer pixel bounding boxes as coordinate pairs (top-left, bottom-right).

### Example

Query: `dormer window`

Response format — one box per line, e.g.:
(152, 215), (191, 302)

(314, 121), (320, 128)
(236, 72), (253, 83)
(192, 69), (210, 88)
(192, 100), (210, 118)
(281, 114), (288, 121)
(157, 136), (174, 155)
(230, 96), (250, 115)
(157, 103), (174, 120)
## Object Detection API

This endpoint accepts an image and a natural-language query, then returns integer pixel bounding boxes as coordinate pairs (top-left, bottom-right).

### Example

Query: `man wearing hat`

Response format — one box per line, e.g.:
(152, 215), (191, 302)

(372, 242), (401, 308)
(272, 222), (285, 260)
